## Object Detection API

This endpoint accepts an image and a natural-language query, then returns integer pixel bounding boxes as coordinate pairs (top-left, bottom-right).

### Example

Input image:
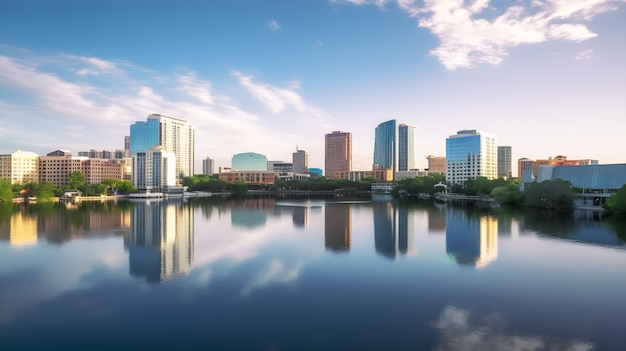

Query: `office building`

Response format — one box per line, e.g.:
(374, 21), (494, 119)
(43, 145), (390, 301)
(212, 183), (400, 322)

(519, 155), (599, 179)
(124, 136), (130, 158)
(325, 131), (352, 179)
(536, 163), (626, 208)
(445, 129), (497, 185)
(518, 158), (536, 182)
(202, 157), (215, 175)
(373, 120), (415, 177)
(373, 119), (397, 172)
(218, 171), (275, 185)
(130, 114), (194, 184)
(426, 155), (446, 174)
(292, 147), (309, 174)
(497, 146), (512, 178)
(232, 152), (268, 171)
(38, 150), (125, 187)
(398, 123), (416, 171)
(0, 150), (39, 185)
(132, 146), (176, 192)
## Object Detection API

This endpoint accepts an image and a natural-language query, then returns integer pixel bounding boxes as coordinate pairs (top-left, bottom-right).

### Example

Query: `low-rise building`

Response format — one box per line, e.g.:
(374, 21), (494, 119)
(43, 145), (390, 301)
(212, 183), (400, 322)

(536, 163), (626, 208)
(219, 171), (275, 185)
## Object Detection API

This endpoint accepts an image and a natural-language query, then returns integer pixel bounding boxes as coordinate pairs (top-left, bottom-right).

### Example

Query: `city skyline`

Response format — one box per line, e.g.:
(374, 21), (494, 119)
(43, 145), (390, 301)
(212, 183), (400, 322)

(1, 1), (625, 174)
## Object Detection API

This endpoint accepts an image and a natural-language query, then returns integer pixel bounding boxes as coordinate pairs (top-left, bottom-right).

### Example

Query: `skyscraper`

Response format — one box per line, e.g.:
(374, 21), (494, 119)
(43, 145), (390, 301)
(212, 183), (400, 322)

(373, 119), (397, 172)
(373, 120), (416, 176)
(292, 147), (309, 174)
(325, 131), (352, 179)
(497, 146), (512, 178)
(446, 129), (497, 185)
(398, 123), (416, 171)
(202, 157), (215, 175)
(130, 114), (194, 183)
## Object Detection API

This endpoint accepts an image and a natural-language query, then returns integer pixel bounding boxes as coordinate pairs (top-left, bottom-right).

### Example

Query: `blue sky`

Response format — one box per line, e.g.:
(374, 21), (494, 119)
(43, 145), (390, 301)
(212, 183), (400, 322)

(1, 0), (625, 174)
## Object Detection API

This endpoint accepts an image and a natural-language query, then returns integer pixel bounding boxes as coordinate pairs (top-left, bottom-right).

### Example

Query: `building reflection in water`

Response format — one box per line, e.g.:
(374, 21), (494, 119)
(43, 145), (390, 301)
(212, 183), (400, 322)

(9, 212), (38, 247)
(325, 204), (351, 252)
(292, 206), (309, 228)
(231, 198), (274, 229)
(127, 200), (194, 283)
(372, 202), (414, 259)
(445, 208), (498, 268)
(428, 203), (446, 234)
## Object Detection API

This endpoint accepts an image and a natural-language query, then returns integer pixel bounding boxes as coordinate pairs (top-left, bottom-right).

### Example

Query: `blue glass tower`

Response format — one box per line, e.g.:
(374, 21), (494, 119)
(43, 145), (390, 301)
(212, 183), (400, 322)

(130, 119), (160, 156)
(373, 119), (397, 172)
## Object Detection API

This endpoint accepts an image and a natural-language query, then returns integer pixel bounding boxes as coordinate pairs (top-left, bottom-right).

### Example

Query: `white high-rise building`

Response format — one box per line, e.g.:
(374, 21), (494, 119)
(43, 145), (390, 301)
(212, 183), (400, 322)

(0, 150), (39, 185)
(132, 146), (176, 192)
(446, 129), (497, 185)
(130, 114), (194, 187)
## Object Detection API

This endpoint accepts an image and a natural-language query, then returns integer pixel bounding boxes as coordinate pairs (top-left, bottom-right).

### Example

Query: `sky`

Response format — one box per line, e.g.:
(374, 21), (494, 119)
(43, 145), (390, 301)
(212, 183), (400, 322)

(1, 0), (625, 175)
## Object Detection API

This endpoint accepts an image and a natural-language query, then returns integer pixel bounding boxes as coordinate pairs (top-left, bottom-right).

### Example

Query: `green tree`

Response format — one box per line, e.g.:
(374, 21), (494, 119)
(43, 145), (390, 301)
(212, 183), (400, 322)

(605, 184), (626, 215)
(524, 179), (575, 210)
(490, 184), (524, 205)
(34, 181), (56, 201)
(68, 171), (85, 189)
(116, 180), (136, 194)
(0, 179), (13, 203)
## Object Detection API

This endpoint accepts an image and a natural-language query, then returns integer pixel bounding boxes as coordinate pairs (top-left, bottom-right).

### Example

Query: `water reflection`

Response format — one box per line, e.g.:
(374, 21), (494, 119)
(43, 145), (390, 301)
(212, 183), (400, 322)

(126, 200), (194, 283)
(445, 208), (498, 268)
(292, 206), (309, 228)
(373, 202), (414, 259)
(8, 212), (37, 247)
(433, 306), (594, 351)
(325, 203), (351, 252)
(429, 202), (446, 233)
(0, 202), (130, 245)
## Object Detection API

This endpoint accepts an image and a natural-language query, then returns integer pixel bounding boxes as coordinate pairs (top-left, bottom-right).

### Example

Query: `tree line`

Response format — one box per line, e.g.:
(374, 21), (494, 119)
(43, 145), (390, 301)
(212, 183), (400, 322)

(0, 171), (136, 203)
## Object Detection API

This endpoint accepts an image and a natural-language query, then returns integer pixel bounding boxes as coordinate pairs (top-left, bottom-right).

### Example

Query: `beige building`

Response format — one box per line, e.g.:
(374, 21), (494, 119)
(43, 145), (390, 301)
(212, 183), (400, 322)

(39, 150), (124, 187)
(0, 150), (40, 184)
(426, 155), (446, 174)
(332, 169), (393, 182)
(219, 170), (275, 185)
(518, 156), (598, 179)
(325, 131), (352, 179)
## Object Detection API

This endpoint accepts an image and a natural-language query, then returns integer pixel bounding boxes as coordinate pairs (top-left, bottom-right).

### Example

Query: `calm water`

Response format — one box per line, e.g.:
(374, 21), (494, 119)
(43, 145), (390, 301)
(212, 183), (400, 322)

(1, 195), (625, 351)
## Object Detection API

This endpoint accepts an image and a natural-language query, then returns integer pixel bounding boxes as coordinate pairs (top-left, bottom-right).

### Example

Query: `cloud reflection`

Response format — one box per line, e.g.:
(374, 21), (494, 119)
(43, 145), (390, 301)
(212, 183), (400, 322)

(433, 306), (594, 351)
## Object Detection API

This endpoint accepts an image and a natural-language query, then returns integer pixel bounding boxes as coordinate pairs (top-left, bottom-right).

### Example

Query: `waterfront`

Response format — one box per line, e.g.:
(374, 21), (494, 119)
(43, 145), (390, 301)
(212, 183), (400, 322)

(0, 196), (625, 350)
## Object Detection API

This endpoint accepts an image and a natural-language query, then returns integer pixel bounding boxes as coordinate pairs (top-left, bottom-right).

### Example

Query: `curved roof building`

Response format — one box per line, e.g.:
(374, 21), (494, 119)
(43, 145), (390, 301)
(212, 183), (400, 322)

(232, 152), (268, 171)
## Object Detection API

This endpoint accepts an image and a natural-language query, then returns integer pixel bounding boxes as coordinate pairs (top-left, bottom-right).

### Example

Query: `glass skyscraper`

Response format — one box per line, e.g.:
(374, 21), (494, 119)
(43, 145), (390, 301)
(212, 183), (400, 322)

(373, 119), (397, 171)
(446, 129), (497, 185)
(373, 120), (415, 175)
(130, 114), (194, 187)
(398, 124), (416, 171)
(497, 146), (512, 178)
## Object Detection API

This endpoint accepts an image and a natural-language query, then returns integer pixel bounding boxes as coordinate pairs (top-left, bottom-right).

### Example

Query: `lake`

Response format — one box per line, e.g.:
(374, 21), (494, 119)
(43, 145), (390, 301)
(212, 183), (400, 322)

(1, 195), (625, 350)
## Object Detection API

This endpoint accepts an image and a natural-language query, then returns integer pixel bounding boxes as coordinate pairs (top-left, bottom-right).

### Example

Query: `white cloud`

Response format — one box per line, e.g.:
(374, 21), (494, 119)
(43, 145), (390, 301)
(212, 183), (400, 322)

(232, 71), (307, 113)
(335, 0), (624, 70)
(240, 259), (304, 296)
(575, 48), (594, 60)
(177, 73), (214, 105)
(0, 50), (311, 168)
(433, 306), (595, 351)
(269, 19), (281, 31)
